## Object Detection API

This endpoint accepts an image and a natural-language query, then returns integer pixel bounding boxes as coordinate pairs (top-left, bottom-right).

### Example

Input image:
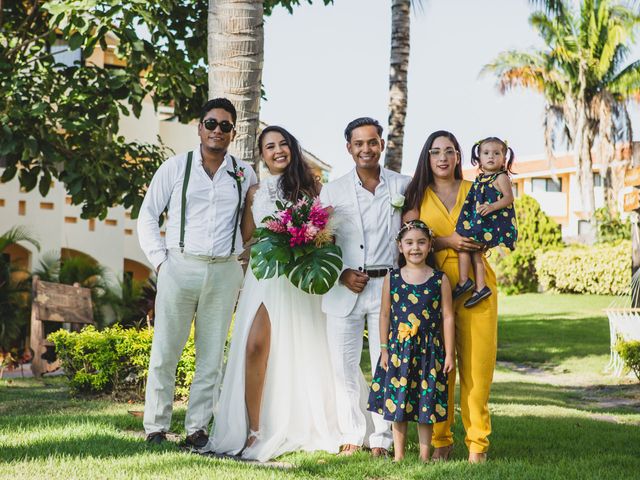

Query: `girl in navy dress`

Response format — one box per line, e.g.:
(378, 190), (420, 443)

(368, 220), (455, 462)
(453, 137), (517, 308)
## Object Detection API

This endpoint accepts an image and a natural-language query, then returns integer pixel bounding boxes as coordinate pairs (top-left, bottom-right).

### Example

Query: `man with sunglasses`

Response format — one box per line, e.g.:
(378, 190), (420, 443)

(138, 98), (257, 448)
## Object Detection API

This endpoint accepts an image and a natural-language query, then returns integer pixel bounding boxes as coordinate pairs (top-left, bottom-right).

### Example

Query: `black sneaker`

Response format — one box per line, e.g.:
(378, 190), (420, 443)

(146, 431), (167, 445)
(185, 429), (209, 449)
(464, 286), (492, 308)
(452, 278), (474, 299)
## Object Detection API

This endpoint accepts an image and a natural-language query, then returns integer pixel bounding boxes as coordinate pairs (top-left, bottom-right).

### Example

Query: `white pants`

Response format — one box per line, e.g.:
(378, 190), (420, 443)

(326, 277), (393, 449)
(144, 250), (243, 435)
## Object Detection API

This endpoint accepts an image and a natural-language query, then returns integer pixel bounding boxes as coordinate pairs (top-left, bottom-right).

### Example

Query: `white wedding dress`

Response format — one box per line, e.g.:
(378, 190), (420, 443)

(207, 175), (342, 462)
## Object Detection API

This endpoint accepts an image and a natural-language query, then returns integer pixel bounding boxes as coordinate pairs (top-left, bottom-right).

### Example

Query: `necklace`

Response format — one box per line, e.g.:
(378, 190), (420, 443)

(431, 181), (459, 211)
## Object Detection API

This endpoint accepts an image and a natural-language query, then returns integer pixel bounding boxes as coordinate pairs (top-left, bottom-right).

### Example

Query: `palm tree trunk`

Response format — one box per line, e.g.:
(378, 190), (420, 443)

(385, 0), (411, 173)
(208, 0), (264, 167)
(575, 115), (597, 218)
(598, 95), (617, 214)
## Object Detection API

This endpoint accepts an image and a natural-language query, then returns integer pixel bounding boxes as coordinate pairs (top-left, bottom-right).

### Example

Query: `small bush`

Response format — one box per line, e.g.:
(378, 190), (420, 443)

(616, 340), (640, 381)
(492, 246), (539, 295)
(535, 240), (630, 295)
(49, 325), (195, 399)
(515, 194), (563, 248)
(594, 207), (631, 244)
(491, 195), (563, 294)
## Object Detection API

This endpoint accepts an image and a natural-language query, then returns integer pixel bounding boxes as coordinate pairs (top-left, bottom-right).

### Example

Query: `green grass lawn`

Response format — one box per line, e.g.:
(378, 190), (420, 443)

(2, 293), (640, 479)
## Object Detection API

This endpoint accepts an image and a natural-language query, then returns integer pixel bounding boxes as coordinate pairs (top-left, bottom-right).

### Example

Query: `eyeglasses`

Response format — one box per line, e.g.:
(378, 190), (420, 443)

(428, 148), (458, 157)
(202, 119), (235, 133)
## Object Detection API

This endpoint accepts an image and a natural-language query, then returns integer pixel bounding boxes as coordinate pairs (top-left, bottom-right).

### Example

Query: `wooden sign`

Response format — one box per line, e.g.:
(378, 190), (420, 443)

(624, 189), (640, 212)
(30, 276), (94, 377)
(34, 280), (94, 324)
(624, 166), (640, 187)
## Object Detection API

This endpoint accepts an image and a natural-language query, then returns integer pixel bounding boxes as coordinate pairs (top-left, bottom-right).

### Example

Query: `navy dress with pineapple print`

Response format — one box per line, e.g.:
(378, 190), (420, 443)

(455, 171), (517, 250)
(367, 269), (448, 424)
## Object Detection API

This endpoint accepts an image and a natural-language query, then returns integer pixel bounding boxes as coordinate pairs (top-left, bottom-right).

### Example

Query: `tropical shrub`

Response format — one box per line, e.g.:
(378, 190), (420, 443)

(616, 340), (640, 381)
(594, 207), (630, 243)
(535, 240), (630, 295)
(49, 325), (195, 399)
(112, 276), (157, 329)
(514, 194), (563, 248)
(491, 195), (563, 294)
(0, 227), (39, 357)
(492, 246), (539, 295)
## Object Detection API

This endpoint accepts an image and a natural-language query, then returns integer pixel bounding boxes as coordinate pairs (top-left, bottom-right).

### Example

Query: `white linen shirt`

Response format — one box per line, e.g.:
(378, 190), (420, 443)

(353, 169), (394, 269)
(137, 148), (257, 270)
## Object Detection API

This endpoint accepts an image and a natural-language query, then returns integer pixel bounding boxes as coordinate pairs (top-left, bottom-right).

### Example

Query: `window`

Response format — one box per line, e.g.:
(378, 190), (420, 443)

(547, 178), (562, 192)
(512, 183), (519, 198)
(51, 38), (82, 67)
(594, 173), (602, 187)
(578, 220), (592, 235)
(531, 177), (562, 193)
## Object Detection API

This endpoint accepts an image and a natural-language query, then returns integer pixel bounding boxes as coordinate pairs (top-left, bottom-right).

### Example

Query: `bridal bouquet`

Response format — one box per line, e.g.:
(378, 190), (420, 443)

(250, 196), (343, 295)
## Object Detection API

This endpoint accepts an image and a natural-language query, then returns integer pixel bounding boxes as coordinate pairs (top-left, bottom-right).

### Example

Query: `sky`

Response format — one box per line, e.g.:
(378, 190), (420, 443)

(260, 0), (640, 180)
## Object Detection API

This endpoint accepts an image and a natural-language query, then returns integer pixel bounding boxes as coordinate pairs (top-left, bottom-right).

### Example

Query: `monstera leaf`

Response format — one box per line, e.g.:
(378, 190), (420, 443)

(285, 243), (343, 295)
(250, 229), (291, 280)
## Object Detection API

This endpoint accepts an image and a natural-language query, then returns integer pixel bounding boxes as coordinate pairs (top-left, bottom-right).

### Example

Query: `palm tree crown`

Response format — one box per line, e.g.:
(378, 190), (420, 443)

(484, 0), (640, 217)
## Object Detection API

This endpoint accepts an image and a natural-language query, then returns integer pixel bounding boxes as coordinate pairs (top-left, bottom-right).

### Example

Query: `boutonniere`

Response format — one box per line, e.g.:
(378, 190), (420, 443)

(227, 165), (246, 183)
(390, 193), (405, 211)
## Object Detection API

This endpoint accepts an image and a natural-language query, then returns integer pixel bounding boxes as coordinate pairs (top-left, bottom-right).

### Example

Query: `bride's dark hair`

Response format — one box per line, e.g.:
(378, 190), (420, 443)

(258, 125), (319, 201)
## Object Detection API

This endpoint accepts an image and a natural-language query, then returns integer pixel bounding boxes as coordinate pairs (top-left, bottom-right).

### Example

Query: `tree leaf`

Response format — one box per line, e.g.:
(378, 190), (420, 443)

(39, 170), (52, 197)
(1, 165), (17, 183)
(69, 32), (84, 51)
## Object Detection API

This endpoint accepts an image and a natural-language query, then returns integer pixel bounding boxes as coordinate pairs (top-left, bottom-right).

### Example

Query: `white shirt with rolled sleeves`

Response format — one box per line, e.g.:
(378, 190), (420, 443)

(137, 148), (257, 269)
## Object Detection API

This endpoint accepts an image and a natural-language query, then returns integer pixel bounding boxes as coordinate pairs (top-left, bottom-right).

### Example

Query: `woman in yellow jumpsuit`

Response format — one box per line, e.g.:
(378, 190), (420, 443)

(404, 130), (497, 463)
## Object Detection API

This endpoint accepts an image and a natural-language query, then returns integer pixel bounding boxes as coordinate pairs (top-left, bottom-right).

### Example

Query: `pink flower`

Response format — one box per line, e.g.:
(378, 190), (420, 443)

(304, 223), (319, 242)
(288, 224), (308, 247)
(278, 209), (292, 225)
(264, 219), (286, 233)
(308, 198), (329, 229)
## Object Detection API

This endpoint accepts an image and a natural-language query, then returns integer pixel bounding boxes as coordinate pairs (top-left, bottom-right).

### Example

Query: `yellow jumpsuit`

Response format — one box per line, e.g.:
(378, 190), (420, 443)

(419, 180), (497, 454)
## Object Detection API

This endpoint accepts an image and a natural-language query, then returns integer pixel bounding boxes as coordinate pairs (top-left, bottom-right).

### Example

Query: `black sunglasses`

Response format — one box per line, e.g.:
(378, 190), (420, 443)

(202, 119), (235, 133)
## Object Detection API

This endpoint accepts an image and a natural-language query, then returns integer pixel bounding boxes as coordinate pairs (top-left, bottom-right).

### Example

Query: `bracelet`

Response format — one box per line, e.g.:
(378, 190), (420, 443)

(380, 343), (388, 349)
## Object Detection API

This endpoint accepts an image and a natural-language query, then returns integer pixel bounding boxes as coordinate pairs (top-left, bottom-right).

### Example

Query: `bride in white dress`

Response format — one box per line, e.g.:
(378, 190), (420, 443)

(207, 126), (342, 462)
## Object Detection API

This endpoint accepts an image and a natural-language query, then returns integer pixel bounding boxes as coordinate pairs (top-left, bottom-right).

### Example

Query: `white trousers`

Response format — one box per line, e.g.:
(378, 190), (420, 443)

(326, 277), (393, 449)
(143, 250), (243, 435)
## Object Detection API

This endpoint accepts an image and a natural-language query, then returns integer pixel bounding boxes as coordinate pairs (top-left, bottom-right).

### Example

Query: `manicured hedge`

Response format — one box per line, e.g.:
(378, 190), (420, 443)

(535, 240), (631, 295)
(49, 325), (195, 399)
(491, 195), (563, 294)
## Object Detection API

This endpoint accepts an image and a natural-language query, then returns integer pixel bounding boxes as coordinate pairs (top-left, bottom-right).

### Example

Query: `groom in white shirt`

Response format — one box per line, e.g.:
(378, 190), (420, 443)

(320, 117), (410, 456)
(137, 98), (257, 447)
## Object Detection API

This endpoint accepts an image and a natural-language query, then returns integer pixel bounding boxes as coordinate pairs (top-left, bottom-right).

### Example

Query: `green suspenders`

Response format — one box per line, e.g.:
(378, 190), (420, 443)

(179, 151), (193, 252)
(179, 151), (242, 255)
(229, 156), (242, 255)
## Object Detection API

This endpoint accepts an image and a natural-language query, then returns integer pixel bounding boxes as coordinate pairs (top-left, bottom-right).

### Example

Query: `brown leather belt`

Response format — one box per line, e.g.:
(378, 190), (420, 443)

(363, 268), (391, 278)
